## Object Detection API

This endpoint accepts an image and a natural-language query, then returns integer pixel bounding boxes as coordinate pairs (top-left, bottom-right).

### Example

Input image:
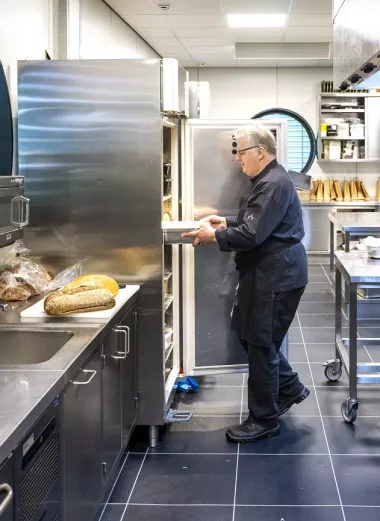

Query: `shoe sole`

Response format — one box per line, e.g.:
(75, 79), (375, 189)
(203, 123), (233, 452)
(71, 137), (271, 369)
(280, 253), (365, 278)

(278, 387), (310, 417)
(226, 425), (280, 443)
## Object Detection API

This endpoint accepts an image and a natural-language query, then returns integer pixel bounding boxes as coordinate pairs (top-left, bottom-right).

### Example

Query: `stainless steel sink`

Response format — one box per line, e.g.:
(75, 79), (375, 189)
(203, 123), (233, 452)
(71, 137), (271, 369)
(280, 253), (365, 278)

(0, 325), (103, 370)
(0, 330), (74, 365)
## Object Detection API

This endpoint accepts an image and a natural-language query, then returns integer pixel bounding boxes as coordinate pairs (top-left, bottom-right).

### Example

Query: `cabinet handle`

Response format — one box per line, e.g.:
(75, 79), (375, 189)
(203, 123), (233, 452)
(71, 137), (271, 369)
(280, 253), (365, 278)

(113, 326), (130, 358)
(72, 369), (97, 385)
(0, 484), (13, 516)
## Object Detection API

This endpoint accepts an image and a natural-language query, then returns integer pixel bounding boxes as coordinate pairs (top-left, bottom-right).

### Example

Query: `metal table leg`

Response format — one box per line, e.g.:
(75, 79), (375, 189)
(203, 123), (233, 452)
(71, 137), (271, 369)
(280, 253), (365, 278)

(342, 283), (359, 423)
(330, 220), (335, 274)
(324, 268), (343, 382)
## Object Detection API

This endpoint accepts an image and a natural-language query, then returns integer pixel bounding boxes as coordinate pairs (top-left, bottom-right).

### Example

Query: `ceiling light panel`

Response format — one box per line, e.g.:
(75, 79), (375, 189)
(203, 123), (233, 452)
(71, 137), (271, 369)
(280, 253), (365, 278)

(227, 13), (287, 27)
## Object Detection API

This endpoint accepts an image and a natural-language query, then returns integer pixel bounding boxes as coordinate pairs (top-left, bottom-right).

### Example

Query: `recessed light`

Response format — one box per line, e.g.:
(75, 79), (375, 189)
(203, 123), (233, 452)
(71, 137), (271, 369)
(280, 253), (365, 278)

(227, 13), (287, 28)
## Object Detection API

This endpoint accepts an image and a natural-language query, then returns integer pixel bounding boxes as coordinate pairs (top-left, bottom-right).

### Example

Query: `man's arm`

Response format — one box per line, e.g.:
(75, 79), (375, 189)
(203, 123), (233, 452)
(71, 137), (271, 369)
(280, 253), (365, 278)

(225, 216), (238, 228)
(215, 193), (285, 252)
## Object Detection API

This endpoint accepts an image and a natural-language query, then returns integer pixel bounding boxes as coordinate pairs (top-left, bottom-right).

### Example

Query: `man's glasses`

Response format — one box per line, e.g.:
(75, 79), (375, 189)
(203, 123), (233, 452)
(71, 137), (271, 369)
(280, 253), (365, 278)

(236, 145), (262, 158)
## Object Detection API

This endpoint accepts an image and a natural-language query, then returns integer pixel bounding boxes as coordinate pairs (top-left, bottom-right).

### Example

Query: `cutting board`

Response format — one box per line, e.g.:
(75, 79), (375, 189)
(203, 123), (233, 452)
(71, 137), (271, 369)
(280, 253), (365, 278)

(20, 285), (140, 319)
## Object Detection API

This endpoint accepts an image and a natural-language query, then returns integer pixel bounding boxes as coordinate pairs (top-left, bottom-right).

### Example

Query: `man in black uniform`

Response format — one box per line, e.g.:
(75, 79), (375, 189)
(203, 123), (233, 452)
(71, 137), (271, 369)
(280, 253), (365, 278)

(182, 124), (309, 443)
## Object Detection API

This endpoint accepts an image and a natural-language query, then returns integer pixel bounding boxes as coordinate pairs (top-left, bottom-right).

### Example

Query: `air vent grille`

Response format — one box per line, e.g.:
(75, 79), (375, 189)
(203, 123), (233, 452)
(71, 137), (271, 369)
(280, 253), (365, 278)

(20, 434), (59, 521)
(235, 43), (331, 60)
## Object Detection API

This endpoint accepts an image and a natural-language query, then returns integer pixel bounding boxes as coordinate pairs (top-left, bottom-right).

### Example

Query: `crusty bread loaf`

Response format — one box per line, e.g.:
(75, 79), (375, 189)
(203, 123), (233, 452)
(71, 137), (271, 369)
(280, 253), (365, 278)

(44, 285), (115, 316)
(63, 274), (119, 297)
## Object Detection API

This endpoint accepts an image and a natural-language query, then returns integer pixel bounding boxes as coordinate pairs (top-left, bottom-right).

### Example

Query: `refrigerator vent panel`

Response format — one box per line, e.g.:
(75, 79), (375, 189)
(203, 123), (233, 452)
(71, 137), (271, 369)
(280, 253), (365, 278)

(20, 434), (59, 521)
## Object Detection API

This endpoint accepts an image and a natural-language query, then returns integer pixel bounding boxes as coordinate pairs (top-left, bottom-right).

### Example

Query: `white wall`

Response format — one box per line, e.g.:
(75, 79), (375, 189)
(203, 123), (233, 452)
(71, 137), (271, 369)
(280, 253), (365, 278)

(188, 66), (380, 197)
(0, 0), (54, 109)
(80, 0), (159, 59)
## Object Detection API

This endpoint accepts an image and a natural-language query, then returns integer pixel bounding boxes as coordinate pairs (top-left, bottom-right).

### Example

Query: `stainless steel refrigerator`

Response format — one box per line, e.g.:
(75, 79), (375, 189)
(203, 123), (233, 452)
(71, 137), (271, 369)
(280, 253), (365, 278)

(17, 58), (185, 436)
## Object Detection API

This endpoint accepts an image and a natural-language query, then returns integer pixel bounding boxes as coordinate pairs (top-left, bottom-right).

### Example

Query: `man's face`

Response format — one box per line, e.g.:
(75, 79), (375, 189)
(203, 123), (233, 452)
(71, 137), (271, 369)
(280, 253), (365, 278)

(236, 136), (262, 177)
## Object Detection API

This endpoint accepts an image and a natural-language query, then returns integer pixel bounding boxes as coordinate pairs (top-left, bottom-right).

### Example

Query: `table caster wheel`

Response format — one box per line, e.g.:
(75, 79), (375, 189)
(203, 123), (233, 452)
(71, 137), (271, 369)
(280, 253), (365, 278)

(341, 399), (358, 423)
(324, 364), (342, 382)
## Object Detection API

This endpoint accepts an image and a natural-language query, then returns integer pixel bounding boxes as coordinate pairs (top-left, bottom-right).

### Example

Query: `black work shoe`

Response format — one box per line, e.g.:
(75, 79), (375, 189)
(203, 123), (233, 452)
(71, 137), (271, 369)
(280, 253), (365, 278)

(226, 417), (280, 443)
(278, 386), (310, 416)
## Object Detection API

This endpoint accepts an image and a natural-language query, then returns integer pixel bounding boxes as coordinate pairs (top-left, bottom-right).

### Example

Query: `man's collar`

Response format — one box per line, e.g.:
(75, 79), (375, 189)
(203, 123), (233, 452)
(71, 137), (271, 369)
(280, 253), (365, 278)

(249, 159), (278, 183)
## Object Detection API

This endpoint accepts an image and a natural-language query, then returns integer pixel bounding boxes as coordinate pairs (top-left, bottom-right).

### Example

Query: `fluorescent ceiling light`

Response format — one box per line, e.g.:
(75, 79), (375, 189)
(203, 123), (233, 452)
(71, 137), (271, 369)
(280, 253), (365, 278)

(227, 13), (287, 28)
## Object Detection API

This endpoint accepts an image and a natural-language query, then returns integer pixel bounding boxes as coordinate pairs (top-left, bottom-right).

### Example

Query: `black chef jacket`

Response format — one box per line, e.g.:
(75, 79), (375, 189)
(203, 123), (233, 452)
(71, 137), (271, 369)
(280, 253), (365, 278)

(215, 159), (308, 347)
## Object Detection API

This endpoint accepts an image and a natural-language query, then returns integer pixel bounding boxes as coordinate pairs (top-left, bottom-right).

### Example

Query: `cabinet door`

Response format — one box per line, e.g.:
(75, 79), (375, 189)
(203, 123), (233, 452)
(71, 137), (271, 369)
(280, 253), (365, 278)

(0, 456), (13, 521)
(120, 307), (137, 445)
(102, 332), (122, 484)
(63, 348), (102, 521)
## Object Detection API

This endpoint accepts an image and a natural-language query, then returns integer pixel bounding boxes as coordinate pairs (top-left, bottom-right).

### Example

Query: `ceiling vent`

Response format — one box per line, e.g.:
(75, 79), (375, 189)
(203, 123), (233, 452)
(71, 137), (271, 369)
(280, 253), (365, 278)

(235, 43), (331, 60)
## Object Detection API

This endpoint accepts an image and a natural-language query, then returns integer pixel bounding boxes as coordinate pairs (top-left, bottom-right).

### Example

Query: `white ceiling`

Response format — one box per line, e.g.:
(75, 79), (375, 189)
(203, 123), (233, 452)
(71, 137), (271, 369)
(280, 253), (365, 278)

(105, 0), (333, 67)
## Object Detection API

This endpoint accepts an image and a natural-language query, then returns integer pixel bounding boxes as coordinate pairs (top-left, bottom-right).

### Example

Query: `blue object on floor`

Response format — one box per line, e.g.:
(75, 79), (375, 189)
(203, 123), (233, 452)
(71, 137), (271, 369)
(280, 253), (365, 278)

(177, 377), (199, 393)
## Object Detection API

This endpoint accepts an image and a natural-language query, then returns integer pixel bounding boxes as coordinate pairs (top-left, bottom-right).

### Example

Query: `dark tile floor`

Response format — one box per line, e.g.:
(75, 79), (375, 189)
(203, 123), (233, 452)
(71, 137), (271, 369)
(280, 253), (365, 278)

(99, 261), (380, 521)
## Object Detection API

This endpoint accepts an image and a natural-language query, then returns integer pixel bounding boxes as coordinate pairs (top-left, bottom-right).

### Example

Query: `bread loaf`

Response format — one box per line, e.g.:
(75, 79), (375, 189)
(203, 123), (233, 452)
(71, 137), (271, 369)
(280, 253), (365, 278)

(63, 274), (119, 296)
(44, 285), (115, 316)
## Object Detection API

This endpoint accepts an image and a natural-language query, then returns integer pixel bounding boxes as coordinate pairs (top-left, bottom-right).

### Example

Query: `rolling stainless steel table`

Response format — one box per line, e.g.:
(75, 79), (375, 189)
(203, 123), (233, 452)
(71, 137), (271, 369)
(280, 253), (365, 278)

(325, 251), (380, 423)
(329, 211), (380, 273)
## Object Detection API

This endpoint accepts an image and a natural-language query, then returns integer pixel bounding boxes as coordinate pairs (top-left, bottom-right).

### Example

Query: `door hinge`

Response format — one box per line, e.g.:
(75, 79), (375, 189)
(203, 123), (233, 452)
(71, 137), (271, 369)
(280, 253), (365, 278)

(134, 396), (139, 409)
(133, 310), (138, 325)
(102, 462), (107, 478)
(101, 354), (106, 367)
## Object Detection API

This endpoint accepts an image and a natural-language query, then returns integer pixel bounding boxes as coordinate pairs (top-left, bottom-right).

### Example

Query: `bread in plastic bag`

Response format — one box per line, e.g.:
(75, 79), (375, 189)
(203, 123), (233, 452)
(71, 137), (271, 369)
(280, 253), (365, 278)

(0, 240), (85, 301)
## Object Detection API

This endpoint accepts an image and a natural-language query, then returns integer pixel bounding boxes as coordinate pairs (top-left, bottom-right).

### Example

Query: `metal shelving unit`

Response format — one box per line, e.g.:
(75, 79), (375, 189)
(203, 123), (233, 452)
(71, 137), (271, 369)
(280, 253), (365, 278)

(317, 93), (380, 163)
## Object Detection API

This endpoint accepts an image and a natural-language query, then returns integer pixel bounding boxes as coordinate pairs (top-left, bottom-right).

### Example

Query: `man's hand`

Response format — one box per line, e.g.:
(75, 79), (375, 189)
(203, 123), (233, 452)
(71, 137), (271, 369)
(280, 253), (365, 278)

(181, 222), (217, 247)
(200, 215), (227, 230)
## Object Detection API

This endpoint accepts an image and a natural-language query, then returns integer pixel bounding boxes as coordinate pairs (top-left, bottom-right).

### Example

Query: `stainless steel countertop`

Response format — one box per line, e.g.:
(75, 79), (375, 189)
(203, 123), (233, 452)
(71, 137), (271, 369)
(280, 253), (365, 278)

(335, 251), (380, 283)
(0, 286), (139, 466)
(328, 211), (380, 233)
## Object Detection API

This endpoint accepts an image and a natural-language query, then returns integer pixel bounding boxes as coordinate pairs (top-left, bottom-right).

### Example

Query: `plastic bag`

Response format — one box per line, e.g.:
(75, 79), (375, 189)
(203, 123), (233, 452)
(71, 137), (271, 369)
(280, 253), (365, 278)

(0, 239), (85, 301)
(47, 262), (85, 291)
(0, 241), (53, 301)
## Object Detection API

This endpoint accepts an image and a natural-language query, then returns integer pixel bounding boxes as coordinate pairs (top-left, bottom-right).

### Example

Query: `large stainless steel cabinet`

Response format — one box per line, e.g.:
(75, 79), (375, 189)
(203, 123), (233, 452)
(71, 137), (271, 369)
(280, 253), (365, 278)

(18, 59), (176, 429)
(62, 348), (102, 521)
(0, 456), (13, 521)
(180, 119), (288, 376)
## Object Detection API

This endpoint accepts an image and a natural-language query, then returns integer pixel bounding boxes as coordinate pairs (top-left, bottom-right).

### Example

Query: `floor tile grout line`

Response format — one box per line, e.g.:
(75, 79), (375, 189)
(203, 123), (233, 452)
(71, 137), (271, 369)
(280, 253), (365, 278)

(118, 502), (380, 507)
(98, 451), (130, 521)
(120, 448), (149, 521)
(296, 309), (347, 521)
(125, 452), (380, 457)
(232, 366), (245, 521)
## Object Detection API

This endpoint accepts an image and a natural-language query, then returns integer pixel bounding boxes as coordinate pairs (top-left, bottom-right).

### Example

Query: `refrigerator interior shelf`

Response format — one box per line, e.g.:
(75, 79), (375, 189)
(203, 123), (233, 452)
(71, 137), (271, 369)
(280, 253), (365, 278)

(165, 342), (174, 362)
(163, 195), (173, 201)
(164, 271), (172, 281)
(164, 295), (174, 312)
(165, 328), (173, 348)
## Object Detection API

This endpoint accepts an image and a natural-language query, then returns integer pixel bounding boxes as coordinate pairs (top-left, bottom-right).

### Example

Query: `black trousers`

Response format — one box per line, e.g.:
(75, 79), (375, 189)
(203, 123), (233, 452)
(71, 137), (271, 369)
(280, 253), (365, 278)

(240, 287), (305, 424)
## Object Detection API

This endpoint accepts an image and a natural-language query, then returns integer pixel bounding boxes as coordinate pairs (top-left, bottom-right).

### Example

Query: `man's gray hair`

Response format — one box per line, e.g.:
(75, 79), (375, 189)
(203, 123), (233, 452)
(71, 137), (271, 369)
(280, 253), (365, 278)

(235, 124), (277, 156)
